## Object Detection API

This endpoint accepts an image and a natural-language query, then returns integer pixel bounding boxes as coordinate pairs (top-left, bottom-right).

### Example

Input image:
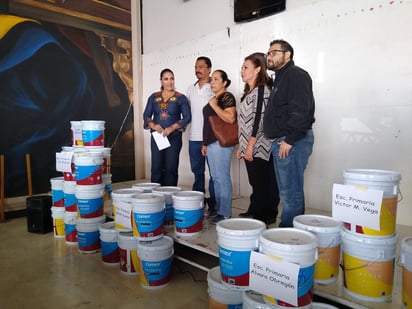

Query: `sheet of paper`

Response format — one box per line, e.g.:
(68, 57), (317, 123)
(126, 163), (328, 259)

(152, 131), (171, 150)
(56, 151), (73, 173)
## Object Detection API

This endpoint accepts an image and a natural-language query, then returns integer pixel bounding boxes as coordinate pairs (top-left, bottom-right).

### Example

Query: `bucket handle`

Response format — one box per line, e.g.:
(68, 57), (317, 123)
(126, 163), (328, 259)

(317, 239), (338, 254)
(398, 188), (403, 203)
(340, 251), (384, 272)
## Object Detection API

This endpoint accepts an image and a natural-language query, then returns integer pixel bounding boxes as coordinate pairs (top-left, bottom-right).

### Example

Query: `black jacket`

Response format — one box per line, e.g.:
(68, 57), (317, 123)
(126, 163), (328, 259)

(263, 60), (315, 145)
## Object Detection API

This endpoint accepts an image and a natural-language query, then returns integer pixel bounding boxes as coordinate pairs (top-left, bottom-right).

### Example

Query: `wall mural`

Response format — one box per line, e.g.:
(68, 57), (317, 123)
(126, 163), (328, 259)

(0, 14), (135, 197)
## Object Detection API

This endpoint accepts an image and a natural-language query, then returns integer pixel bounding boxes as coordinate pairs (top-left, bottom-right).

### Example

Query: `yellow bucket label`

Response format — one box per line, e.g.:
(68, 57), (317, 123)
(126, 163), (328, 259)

(361, 197), (397, 236)
(403, 267), (412, 308)
(54, 218), (65, 237)
(343, 252), (394, 298)
(315, 245), (340, 281)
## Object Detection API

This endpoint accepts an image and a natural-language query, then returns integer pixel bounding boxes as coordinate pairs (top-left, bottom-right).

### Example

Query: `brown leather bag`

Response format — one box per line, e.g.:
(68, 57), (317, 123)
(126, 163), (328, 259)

(208, 115), (239, 147)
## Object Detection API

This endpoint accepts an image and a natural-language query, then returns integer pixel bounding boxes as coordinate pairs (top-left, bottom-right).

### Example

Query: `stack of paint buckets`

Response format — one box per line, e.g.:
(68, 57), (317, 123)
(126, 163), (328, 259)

(340, 169), (401, 302)
(212, 218), (321, 308)
(51, 120), (112, 253)
(401, 236), (412, 308)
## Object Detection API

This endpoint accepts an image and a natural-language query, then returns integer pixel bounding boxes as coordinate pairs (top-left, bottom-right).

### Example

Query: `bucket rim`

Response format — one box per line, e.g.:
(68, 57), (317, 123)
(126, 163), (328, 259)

(112, 188), (144, 197)
(118, 231), (135, 240)
(216, 218), (266, 236)
(260, 228), (318, 252)
(76, 183), (105, 191)
(130, 192), (165, 203)
(76, 215), (106, 224)
(401, 236), (412, 254)
(152, 186), (182, 194)
(137, 236), (174, 251)
(132, 182), (161, 188)
(341, 229), (398, 245)
(343, 169), (401, 182)
(293, 214), (342, 234)
(172, 190), (204, 200)
(99, 221), (116, 230)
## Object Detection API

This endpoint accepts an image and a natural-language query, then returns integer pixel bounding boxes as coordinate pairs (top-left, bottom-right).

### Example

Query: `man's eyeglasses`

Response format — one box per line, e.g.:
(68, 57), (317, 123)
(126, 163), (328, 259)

(267, 49), (285, 57)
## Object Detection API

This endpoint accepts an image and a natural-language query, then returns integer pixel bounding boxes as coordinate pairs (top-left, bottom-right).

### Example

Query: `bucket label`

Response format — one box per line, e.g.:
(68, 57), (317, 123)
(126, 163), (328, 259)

(219, 246), (251, 286)
(77, 230), (101, 252)
(174, 208), (203, 233)
(315, 245), (340, 283)
(52, 189), (64, 206)
(101, 241), (119, 263)
(77, 196), (103, 218)
(75, 165), (102, 185)
(403, 268), (412, 308)
(64, 193), (77, 212)
(140, 258), (172, 287)
(119, 248), (139, 274)
(164, 203), (174, 225)
(82, 130), (104, 147)
(343, 252), (394, 299)
(133, 210), (164, 238)
(53, 218), (65, 237)
(263, 264), (315, 307)
(65, 223), (77, 243)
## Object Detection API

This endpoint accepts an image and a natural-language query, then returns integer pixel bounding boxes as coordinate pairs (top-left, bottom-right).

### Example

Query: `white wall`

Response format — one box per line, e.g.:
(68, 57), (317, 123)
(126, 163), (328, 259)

(137, 0), (412, 225)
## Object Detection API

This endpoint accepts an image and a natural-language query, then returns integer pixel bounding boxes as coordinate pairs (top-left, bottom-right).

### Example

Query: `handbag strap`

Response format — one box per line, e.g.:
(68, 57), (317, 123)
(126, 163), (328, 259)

(251, 85), (264, 137)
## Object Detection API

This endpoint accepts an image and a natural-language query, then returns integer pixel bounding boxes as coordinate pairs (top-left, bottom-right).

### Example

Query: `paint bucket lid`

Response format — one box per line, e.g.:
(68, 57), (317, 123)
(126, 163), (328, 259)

(341, 228), (398, 247)
(293, 215), (342, 234)
(260, 228), (318, 253)
(242, 290), (273, 309)
(77, 215), (106, 225)
(112, 188), (144, 199)
(207, 266), (243, 305)
(343, 169), (401, 182)
(131, 193), (165, 204)
(50, 177), (64, 188)
(172, 190), (204, 201)
(99, 221), (117, 233)
(132, 182), (160, 192)
(217, 218), (266, 238)
(402, 236), (412, 255)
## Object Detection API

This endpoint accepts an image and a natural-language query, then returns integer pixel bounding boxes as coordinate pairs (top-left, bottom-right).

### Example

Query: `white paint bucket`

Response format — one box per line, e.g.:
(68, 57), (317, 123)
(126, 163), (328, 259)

(112, 188), (144, 231)
(172, 191), (204, 236)
(76, 215), (106, 253)
(50, 177), (65, 207)
(152, 186), (182, 227)
(51, 206), (65, 238)
(137, 236), (174, 289)
(99, 221), (119, 265)
(61, 146), (86, 181)
(88, 147), (111, 174)
(132, 182), (160, 193)
(75, 184), (104, 218)
(293, 214), (342, 284)
(343, 169), (401, 237)
(63, 180), (77, 212)
(242, 290), (273, 309)
(118, 231), (139, 275)
(401, 236), (412, 308)
(259, 228), (318, 308)
(70, 121), (83, 146)
(81, 120), (105, 147)
(131, 193), (165, 241)
(74, 154), (103, 185)
(64, 211), (78, 245)
(216, 218), (266, 287)
(207, 266), (243, 307)
(341, 228), (398, 302)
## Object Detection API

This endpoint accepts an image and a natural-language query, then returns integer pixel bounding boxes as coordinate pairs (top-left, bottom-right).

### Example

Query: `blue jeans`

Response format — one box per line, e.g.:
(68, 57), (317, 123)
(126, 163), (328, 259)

(188, 141), (215, 201)
(271, 130), (314, 227)
(150, 132), (182, 186)
(206, 141), (234, 217)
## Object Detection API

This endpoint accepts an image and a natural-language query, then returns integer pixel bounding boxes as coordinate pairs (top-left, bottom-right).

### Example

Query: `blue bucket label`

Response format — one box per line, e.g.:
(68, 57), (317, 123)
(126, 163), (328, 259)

(77, 230), (100, 251)
(65, 223), (76, 235)
(75, 164), (101, 184)
(82, 130), (104, 146)
(219, 246), (252, 286)
(64, 193), (77, 210)
(141, 257), (172, 286)
(52, 189), (64, 206)
(133, 210), (164, 237)
(174, 208), (203, 229)
(77, 196), (103, 218)
(297, 264), (315, 298)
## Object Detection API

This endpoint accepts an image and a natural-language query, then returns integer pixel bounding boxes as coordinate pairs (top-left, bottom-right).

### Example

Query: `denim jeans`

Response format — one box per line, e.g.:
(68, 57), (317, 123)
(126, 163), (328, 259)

(150, 132), (182, 186)
(206, 141), (234, 217)
(188, 141), (215, 200)
(271, 129), (314, 227)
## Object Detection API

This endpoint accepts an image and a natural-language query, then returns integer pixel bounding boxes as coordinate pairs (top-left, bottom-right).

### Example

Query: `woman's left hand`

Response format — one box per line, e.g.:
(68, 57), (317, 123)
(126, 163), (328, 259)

(163, 126), (174, 137)
(244, 147), (254, 162)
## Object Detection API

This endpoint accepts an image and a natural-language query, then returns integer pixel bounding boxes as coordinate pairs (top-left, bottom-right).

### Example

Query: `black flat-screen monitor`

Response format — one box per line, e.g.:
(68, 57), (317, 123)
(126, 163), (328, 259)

(234, 0), (286, 22)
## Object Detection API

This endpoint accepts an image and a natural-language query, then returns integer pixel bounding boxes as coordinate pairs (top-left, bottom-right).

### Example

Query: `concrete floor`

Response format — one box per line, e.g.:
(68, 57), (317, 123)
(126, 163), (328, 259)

(0, 214), (211, 309)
